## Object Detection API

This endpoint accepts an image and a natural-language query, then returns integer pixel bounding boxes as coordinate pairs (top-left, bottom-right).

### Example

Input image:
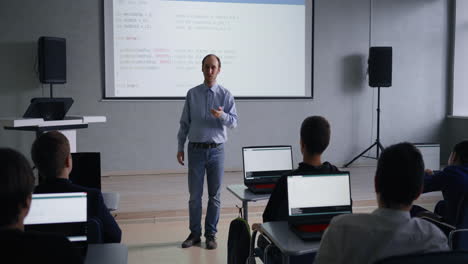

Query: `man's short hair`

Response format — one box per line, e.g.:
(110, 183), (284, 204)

(202, 54), (221, 68)
(0, 148), (35, 226)
(300, 116), (331, 155)
(453, 140), (468, 165)
(31, 131), (70, 180)
(375, 142), (424, 207)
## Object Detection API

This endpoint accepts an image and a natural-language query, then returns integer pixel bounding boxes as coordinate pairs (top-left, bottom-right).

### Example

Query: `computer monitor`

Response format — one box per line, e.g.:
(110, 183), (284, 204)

(287, 173), (352, 225)
(24, 192), (87, 243)
(242, 145), (293, 182)
(69, 152), (101, 190)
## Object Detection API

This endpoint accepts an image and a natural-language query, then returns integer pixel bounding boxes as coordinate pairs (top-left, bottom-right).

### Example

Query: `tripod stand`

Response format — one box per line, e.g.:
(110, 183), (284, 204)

(344, 86), (385, 167)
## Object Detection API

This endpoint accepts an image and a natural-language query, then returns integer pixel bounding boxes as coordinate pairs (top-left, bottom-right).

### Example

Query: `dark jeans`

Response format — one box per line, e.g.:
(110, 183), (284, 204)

(187, 143), (224, 237)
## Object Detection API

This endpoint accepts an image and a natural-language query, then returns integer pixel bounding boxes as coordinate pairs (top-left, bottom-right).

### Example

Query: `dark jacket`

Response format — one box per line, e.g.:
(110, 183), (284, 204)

(34, 178), (122, 243)
(424, 165), (468, 225)
(0, 228), (83, 264)
(263, 162), (340, 222)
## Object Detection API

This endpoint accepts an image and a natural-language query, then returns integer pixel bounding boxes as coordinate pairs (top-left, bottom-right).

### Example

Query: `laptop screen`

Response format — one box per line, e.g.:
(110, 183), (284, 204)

(242, 146), (293, 180)
(24, 192), (87, 242)
(287, 173), (352, 218)
(414, 144), (440, 171)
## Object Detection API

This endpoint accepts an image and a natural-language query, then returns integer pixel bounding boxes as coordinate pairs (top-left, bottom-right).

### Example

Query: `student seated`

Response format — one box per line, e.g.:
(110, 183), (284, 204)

(262, 115), (340, 222)
(32, 131), (122, 243)
(0, 148), (83, 264)
(252, 116), (339, 263)
(314, 143), (449, 264)
(412, 140), (468, 226)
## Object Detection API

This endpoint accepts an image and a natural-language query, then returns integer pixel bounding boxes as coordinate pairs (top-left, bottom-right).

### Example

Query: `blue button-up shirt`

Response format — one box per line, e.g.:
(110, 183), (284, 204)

(177, 83), (238, 152)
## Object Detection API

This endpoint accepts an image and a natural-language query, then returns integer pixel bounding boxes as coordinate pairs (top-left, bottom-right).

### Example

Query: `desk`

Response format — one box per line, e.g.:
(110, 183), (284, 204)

(1, 116), (106, 153)
(85, 243), (128, 264)
(260, 221), (320, 264)
(226, 184), (270, 222)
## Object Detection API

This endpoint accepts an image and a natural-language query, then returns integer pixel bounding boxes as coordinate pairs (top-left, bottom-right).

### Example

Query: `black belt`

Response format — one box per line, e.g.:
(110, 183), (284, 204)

(190, 142), (222, 149)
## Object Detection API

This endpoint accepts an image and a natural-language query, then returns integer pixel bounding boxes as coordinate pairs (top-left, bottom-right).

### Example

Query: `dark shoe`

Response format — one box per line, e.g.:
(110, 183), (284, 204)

(205, 235), (217, 250)
(181, 233), (201, 248)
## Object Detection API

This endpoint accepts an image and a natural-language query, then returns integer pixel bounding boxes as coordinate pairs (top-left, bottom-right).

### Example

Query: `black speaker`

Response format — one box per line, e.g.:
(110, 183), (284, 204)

(368, 47), (392, 87)
(38, 36), (66, 84)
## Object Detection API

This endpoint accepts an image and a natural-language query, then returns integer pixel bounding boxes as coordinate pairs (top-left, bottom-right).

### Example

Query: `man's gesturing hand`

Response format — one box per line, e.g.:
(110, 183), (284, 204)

(210, 106), (224, 119)
(177, 151), (185, 166)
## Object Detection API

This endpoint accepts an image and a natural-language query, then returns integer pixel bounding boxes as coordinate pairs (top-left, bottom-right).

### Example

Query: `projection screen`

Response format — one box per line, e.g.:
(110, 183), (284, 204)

(103, 0), (313, 99)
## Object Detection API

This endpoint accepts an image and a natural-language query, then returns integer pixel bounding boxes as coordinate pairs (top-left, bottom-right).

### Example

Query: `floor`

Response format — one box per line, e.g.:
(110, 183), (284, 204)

(102, 164), (443, 264)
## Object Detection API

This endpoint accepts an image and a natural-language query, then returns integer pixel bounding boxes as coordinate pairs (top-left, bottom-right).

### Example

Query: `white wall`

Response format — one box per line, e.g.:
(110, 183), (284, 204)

(453, 0), (468, 116)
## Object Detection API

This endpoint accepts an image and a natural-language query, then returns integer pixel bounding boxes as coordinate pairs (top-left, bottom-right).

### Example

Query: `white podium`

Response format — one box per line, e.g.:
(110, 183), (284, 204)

(0, 116), (106, 153)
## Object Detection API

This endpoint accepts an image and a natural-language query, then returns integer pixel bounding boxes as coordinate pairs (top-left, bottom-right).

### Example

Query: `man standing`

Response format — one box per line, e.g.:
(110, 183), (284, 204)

(177, 54), (238, 250)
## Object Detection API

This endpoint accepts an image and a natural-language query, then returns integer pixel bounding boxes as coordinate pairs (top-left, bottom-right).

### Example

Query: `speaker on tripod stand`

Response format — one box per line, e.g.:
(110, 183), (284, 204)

(344, 46), (392, 167)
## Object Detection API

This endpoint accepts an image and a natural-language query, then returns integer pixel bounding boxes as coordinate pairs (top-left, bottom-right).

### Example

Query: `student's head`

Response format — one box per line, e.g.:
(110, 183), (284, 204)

(0, 148), (35, 227)
(202, 54), (221, 83)
(449, 140), (468, 166)
(375, 142), (424, 209)
(300, 116), (331, 156)
(31, 131), (71, 180)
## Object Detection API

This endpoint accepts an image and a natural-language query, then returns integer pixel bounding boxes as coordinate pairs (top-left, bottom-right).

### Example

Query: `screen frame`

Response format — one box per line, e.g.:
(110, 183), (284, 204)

(242, 145), (294, 184)
(101, 0), (314, 100)
(286, 172), (353, 224)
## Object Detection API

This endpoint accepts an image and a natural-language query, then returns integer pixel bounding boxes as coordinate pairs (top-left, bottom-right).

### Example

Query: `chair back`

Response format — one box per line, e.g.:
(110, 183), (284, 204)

(374, 251), (468, 264)
(452, 192), (468, 250)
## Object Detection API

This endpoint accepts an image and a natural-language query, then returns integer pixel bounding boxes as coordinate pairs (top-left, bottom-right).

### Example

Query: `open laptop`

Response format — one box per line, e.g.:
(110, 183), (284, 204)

(243, 145), (293, 193)
(287, 172), (352, 240)
(24, 192), (88, 251)
(414, 143), (441, 172)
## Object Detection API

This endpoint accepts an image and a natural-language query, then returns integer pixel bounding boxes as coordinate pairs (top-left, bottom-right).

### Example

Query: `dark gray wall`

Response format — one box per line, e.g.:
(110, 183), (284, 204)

(0, 0), (449, 173)
(445, 118), (468, 161)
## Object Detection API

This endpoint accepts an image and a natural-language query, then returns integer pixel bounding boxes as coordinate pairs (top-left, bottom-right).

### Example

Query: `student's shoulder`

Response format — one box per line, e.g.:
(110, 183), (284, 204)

(68, 182), (100, 193)
(33, 183), (48, 193)
(411, 217), (449, 247)
(411, 217), (448, 235)
(322, 162), (341, 173)
(331, 213), (371, 222)
(22, 230), (71, 247)
(328, 213), (377, 230)
(443, 164), (468, 176)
